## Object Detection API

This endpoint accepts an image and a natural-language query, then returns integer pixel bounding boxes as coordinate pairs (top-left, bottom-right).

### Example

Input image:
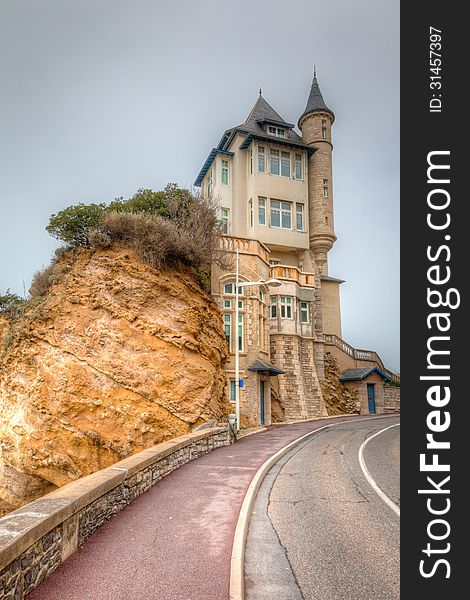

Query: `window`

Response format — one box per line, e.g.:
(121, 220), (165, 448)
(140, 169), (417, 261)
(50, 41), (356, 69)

(224, 282), (243, 295)
(208, 170), (213, 196)
(270, 200), (281, 227)
(238, 314), (244, 352)
(224, 314), (231, 347)
(250, 150), (253, 174)
(221, 160), (229, 185)
(323, 179), (328, 198)
(270, 149), (280, 175)
(258, 197), (266, 225)
(280, 296), (293, 318)
(270, 200), (291, 229)
(268, 126), (286, 138)
(300, 302), (309, 323)
(249, 199), (253, 227)
(221, 208), (229, 233)
(258, 146), (265, 172)
(229, 380), (236, 403)
(281, 151), (290, 177)
(322, 120), (327, 139)
(259, 289), (264, 303)
(296, 203), (304, 231)
(224, 299), (231, 309)
(295, 154), (303, 180)
(270, 296), (277, 318)
(269, 259), (281, 265)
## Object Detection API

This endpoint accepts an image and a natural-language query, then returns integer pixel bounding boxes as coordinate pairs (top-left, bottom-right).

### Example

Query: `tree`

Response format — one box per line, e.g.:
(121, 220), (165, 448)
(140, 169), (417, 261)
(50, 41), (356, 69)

(0, 289), (24, 313)
(46, 203), (107, 247)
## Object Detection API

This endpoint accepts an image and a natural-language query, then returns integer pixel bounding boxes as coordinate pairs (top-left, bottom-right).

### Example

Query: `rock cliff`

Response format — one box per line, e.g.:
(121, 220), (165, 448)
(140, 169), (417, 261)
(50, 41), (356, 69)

(0, 246), (230, 513)
(321, 352), (359, 415)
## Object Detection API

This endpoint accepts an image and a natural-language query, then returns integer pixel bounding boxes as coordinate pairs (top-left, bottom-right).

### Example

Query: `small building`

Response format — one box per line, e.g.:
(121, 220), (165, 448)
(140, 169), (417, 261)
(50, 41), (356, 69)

(339, 367), (392, 415)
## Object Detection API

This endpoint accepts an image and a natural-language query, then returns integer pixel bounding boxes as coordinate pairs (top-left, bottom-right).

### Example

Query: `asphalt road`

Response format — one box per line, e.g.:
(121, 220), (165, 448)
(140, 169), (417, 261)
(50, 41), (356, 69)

(245, 416), (400, 600)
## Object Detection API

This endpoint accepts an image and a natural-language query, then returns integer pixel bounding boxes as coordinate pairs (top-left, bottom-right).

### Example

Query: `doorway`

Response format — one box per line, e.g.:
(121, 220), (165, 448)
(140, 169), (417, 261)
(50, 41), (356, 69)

(260, 380), (265, 425)
(367, 384), (376, 414)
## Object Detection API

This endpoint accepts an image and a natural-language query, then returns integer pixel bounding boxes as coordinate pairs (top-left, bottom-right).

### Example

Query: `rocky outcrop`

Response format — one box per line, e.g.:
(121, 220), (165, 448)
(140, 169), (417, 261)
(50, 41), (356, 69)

(0, 246), (230, 513)
(321, 352), (359, 415)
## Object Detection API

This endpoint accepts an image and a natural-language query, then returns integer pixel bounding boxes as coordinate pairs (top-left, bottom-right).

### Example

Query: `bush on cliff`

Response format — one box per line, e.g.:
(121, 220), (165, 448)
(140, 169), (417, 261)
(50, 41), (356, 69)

(45, 184), (228, 282)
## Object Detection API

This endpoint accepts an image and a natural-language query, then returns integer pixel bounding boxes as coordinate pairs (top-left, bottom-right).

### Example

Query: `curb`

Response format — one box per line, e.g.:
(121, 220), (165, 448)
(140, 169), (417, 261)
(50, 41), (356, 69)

(228, 414), (399, 600)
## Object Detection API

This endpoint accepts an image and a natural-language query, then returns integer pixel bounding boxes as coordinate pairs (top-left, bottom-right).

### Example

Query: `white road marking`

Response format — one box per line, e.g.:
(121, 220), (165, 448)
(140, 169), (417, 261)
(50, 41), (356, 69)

(358, 422), (400, 517)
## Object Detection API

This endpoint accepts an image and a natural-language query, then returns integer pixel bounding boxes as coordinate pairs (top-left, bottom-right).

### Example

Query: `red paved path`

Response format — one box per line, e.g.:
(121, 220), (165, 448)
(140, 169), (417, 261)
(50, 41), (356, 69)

(29, 416), (362, 600)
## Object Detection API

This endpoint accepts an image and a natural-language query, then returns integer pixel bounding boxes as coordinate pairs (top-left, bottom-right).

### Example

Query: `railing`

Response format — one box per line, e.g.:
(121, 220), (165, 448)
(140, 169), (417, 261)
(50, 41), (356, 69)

(219, 236), (270, 264)
(270, 264), (316, 288)
(324, 334), (400, 384)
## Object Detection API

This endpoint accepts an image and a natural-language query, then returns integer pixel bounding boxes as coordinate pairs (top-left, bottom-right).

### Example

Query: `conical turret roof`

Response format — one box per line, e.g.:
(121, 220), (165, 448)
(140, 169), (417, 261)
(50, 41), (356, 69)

(299, 75), (334, 127)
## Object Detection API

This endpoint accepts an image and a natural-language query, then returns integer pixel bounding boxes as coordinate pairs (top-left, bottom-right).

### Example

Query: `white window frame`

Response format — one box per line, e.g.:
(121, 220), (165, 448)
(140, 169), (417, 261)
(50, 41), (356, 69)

(258, 197), (266, 226)
(270, 149), (280, 175)
(208, 169), (213, 196)
(280, 296), (293, 319)
(323, 179), (329, 198)
(258, 146), (265, 172)
(295, 153), (303, 180)
(300, 301), (309, 323)
(237, 313), (244, 352)
(224, 314), (232, 347)
(296, 203), (304, 231)
(221, 159), (229, 185)
(281, 201), (292, 229)
(223, 282), (243, 295)
(268, 126), (286, 138)
(280, 151), (291, 177)
(221, 208), (229, 233)
(229, 379), (236, 403)
(270, 296), (277, 318)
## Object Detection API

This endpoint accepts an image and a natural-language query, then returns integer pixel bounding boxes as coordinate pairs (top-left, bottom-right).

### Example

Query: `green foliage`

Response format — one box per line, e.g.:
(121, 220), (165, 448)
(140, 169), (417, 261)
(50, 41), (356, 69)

(0, 289), (25, 313)
(46, 203), (107, 247)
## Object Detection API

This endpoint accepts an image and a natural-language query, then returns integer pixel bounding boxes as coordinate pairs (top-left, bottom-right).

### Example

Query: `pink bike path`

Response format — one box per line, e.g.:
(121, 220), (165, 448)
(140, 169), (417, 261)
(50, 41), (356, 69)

(29, 416), (362, 600)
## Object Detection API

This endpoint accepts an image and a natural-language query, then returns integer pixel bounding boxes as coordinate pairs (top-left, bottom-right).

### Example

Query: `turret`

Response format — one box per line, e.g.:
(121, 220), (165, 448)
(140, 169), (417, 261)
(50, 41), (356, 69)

(299, 73), (336, 274)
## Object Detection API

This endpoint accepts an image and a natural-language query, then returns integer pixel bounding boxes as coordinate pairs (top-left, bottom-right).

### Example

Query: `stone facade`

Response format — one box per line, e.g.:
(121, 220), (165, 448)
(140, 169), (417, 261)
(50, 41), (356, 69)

(383, 386), (401, 413)
(0, 428), (231, 600)
(342, 372), (387, 415)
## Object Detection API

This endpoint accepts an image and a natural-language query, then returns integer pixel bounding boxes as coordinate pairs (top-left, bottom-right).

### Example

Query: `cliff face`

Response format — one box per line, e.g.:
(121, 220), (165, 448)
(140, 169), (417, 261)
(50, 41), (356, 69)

(321, 352), (359, 415)
(0, 246), (230, 513)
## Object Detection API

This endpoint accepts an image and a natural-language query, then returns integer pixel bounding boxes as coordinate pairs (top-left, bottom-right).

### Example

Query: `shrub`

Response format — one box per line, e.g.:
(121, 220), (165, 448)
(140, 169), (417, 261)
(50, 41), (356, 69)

(47, 203), (107, 247)
(29, 261), (62, 297)
(0, 290), (25, 314)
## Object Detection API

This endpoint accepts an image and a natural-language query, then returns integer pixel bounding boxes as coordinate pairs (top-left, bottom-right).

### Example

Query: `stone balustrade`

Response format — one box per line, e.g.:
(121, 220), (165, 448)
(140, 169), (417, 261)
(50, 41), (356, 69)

(324, 334), (400, 384)
(270, 265), (316, 288)
(0, 427), (231, 600)
(219, 236), (271, 264)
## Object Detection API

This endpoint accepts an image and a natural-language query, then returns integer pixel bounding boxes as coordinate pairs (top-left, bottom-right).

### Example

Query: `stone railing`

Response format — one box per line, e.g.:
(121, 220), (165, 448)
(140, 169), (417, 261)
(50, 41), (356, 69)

(0, 427), (231, 600)
(324, 334), (400, 384)
(219, 236), (271, 264)
(270, 264), (316, 288)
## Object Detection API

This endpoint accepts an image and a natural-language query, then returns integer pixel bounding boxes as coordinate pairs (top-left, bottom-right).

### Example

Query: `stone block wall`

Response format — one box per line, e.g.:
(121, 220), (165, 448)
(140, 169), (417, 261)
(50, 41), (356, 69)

(383, 386), (401, 413)
(270, 334), (327, 420)
(0, 428), (231, 600)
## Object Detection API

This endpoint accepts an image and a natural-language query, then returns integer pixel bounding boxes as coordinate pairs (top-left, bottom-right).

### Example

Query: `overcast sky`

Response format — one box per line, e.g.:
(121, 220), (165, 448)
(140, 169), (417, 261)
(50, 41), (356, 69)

(0, 0), (399, 371)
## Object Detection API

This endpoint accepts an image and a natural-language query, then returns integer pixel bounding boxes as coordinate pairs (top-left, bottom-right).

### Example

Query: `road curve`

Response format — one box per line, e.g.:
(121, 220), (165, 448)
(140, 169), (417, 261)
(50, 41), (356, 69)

(27, 415), (368, 600)
(245, 416), (400, 600)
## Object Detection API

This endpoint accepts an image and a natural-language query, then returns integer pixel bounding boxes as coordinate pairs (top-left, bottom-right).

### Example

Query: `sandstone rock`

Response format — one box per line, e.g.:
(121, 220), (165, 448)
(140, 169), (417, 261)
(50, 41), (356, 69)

(321, 352), (359, 415)
(0, 246), (230, 513)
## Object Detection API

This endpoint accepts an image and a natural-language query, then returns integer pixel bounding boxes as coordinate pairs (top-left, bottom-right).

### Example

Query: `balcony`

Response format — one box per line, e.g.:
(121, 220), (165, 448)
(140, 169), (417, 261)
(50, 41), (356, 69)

(270, 264), (316, 288)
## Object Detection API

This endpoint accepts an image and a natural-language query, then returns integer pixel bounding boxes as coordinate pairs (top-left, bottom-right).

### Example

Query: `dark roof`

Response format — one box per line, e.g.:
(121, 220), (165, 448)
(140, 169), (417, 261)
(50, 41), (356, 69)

(339, 367), (392, 382)
(195, 93), (312, 186)
(299, 76), (334, 127)
(248, 359), (286, 376)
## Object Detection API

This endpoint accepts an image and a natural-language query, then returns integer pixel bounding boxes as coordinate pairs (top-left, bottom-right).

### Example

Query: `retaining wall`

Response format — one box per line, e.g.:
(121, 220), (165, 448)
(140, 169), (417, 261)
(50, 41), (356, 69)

(383, 386), (401, 413)
(0, 427), (231, 599)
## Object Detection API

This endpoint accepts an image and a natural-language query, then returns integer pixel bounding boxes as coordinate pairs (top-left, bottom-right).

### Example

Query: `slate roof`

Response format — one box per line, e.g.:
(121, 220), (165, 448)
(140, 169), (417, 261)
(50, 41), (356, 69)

(339, 367), (392, 382)
(298, 76), (335, 126)
(248, 359), (286, 376)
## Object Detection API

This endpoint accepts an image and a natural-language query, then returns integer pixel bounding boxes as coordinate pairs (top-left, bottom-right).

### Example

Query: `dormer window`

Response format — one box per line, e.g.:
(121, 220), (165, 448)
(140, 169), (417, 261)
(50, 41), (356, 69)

(268, 126), (286, 138)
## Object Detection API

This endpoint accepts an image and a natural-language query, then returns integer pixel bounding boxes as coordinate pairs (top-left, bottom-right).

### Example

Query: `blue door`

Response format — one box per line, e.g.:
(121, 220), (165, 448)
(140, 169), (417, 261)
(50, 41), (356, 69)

(260, 381), (265, 425)
(367, 384), (376, 414)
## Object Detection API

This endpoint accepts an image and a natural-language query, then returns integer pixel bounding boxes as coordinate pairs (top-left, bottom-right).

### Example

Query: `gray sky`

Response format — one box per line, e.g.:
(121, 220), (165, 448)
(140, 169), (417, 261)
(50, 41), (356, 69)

(0, 0), (399, 371)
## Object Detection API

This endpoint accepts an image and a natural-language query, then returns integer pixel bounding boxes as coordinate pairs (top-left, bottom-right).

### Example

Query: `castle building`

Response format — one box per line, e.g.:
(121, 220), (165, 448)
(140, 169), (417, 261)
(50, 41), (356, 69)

(195, 75), (398, 426)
